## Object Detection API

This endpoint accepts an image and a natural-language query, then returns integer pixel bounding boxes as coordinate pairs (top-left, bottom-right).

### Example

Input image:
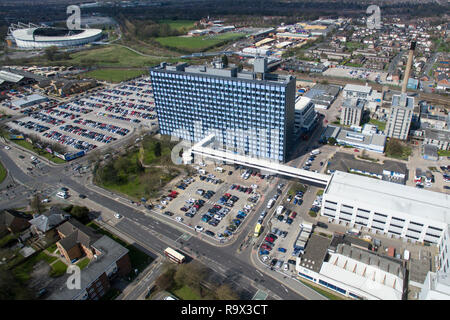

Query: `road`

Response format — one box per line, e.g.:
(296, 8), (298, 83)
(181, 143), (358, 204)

(0, 141), (312, 300)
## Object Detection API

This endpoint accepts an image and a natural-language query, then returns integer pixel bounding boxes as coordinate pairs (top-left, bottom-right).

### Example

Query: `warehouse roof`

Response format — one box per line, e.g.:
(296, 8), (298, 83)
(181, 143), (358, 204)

(343, 84), (372, 94)
(325, 171), (450, 224)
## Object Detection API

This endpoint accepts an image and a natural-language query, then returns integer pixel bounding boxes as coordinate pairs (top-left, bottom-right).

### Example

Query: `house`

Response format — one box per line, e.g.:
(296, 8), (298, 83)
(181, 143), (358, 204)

(48, 234), (132, 300)
(29, 206), (70, 236)
(0, 210), (31, 235)
(56, 219), (100, 263)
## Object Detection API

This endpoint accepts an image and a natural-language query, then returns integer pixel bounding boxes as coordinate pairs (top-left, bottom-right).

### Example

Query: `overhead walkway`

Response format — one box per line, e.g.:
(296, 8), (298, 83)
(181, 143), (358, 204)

(183, 134), (330, 188)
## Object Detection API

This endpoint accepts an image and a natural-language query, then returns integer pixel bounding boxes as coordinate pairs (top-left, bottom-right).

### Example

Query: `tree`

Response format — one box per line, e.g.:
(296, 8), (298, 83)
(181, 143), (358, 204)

(215, 283), (239, 300)
(155, 269), (175, 291)
(328, 137), (337, 145)
(30, 193), (44, 214)
(174, 262), (207, 289)
(70, 206), (90, 224)
(0, 266), (34, 300)
(154, 141), (162, 157)
(44, 46), (58, 61)
(221, 55), (229, 67)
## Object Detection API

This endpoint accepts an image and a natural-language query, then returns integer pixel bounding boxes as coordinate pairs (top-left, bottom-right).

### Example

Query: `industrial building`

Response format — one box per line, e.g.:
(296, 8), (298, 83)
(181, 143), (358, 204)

(304, 84), (340, 110)
(322, 125), (386, 153)
(150, 58), (296, 162)
(11, 93), (49, 108)
(296, 235), (406, 300)
(343, 84), (373, 100)
(423, 128), (450, 151)
(321, 171), (450, 245)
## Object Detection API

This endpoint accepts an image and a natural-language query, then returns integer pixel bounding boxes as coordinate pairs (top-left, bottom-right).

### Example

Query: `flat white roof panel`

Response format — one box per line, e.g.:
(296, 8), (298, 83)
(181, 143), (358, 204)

(326, 171), (450, 224)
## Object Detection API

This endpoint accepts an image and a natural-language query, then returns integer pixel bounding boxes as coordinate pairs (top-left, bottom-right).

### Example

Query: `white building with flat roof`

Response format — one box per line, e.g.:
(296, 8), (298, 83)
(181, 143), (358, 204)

(294, 96), (317, 133)
(321, 171), (450, 244)
(343, 84), (372, 100)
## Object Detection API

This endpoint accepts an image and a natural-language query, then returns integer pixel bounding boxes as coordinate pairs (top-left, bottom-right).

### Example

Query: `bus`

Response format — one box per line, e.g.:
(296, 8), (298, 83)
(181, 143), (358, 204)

(164, 247), (185, 264)
(254, 223), (262, 238)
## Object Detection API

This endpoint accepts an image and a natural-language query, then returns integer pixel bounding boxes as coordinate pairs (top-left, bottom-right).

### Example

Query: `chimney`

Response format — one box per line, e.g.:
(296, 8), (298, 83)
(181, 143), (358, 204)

(401, 41), (416, 94)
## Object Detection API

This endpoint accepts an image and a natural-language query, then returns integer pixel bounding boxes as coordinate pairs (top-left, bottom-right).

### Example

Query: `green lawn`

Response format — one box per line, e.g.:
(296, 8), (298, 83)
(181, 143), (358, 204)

(155, 32), (245, 52)
(10, 139), (66, 164)
(83, 68), (148, 83)
(158, 20), (196, 31)
(13, 251), (58, 282)
(438, 149), (450, 157)
(68, 45), (175, 68)
(172, 285), (202, 300)
(316, 189), (324, 196)
(45, 243), (58, 254)
(76, 256), (90, 270)
(0, 160), (6, 184)
(0, 234), (18, 248)
(86, 222), (153, 275)
(368, 119), (387, 132)
(49, 260), (68, 278)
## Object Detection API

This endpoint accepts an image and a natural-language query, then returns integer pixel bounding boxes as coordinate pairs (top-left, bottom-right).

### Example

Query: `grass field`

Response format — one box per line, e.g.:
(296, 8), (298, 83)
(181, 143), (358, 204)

(438, 149), (450, 157)
(172, 285), (202, 300)
(10, 139), (66, 164)
(83, 68), (148, 82)
(368, 119), (387, 132)
(155, 32), (245, 52)
(0, 160), (6, 184)
(13, 251), (58, 282)
(158, 20), (195, 31)
(76, 257), (90, 270)
(49, 260), (68, 278)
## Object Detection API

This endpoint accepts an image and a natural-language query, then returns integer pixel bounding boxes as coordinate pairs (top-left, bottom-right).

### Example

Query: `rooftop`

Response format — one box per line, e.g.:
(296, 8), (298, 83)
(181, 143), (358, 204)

(424, 128), (450, 142)
(325, 171), (450, 225)
(298, 234), (331, 273)
(47, 235), (129, 300)
(151, 62), (294, 85)
(320, 244), (404, 300)
(342, 98), (366, 110)
(343, 84), (372, 94)
(392, 93), (414, 109)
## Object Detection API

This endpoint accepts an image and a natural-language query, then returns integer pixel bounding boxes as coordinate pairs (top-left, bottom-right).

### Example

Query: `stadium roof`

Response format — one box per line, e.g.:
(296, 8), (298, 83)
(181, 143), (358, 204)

(325, 171), (450, 224)
(12, 27), (102, 42)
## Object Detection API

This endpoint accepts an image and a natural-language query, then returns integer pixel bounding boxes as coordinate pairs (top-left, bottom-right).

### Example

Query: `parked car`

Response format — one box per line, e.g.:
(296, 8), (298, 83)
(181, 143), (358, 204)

(195, 225), (204, 232)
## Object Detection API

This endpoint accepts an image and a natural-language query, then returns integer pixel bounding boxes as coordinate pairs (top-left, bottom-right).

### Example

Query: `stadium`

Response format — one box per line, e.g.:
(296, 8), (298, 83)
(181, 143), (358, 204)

(7, 22), (103, 49)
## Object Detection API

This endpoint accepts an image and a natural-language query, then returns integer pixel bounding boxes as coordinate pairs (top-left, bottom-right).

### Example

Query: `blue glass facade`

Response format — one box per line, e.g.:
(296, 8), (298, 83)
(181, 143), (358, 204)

(149, 64), (295, 162)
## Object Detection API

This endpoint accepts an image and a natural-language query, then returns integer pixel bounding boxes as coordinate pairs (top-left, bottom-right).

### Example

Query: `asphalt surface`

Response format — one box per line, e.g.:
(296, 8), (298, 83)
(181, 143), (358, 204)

(0, 142), (307, 300)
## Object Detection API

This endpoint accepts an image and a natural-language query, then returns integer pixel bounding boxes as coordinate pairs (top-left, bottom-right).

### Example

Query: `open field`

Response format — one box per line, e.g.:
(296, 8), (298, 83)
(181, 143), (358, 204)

(368, 119), (387, 132)
(83, 68), (148, 83)
(171, 285), (202, 300)
(158, 20), (196, 31)
(69, 45), (166, 67)
(155, 32), (245, 52)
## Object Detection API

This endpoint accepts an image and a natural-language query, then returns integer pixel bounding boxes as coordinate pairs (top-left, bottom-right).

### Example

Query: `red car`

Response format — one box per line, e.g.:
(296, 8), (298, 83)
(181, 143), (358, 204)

(290, 211), (297, 219)
(261, 244), (272, 251)
(265, 236), (274, 243)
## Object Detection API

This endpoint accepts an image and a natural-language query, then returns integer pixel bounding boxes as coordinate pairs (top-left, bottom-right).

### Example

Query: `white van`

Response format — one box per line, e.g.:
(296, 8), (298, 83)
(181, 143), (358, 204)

(56, 191), (68, 199)
(266, 199), (275, 209)
(276, 205), (284, 215)
(215, 167), (224, 173)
